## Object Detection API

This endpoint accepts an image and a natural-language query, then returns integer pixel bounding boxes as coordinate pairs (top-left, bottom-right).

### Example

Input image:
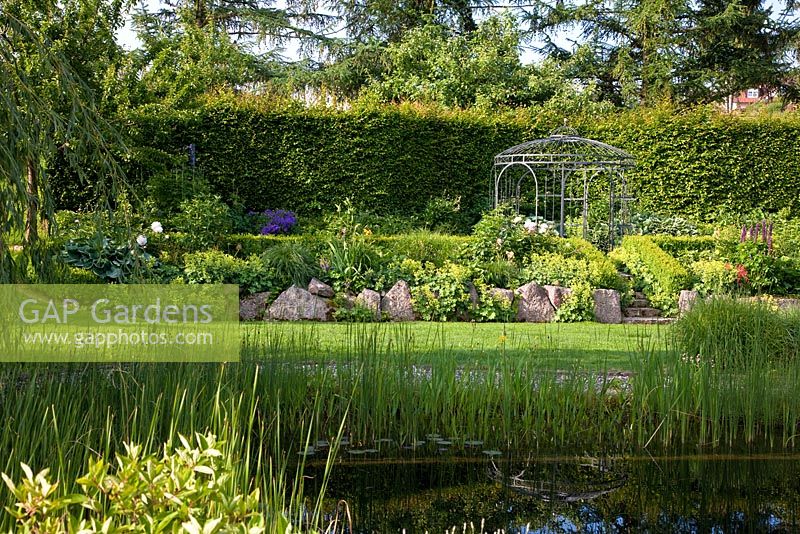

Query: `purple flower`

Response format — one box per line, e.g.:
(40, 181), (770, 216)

(256, 209), (297, 235)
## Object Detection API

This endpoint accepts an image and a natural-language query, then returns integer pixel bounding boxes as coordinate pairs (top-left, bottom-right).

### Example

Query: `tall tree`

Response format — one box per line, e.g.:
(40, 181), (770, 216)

(360, 14), (582, 108)
(327, 0), (530, 43)
(524, 0), (799, 105)
(137, 0), (333, 47)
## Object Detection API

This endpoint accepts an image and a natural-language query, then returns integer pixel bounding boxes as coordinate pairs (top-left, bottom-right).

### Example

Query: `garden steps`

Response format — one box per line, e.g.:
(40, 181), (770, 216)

(622, 291), (676, 325)
(622, 316), (675, 325)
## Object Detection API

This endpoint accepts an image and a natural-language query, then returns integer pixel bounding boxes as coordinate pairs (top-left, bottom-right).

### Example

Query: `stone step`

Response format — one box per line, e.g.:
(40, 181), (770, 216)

(634, 291), (647, 300)
(623, 307), (662, 318)
(623, 317), (676, 325)
(630, 298), (650, 308)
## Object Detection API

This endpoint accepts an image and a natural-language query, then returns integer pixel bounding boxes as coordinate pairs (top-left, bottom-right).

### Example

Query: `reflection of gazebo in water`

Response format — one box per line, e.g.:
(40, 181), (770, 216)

(487, 457), (627, 502)
(493, 126), (636, 249)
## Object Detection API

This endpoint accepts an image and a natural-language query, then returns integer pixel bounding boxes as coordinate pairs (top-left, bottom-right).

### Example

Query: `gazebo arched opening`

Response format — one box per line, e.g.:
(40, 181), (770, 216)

(493, 126), (636, 250)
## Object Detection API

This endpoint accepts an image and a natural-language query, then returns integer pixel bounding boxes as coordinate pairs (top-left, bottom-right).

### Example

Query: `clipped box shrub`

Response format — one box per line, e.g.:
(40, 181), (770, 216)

(610, 235), (692, 314)
(374, 232), (474, 266)
(650, 235), (717, 257)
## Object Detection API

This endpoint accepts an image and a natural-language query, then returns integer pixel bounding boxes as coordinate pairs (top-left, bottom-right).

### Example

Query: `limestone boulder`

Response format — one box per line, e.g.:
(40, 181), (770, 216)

(516, 282), (555, 322)
(239, 292), (270, 321)
(356, 289), (382, 320)
(488, 287), (514, 305)
(308, 278), (334, 298)
(593, 289), (622, 324)
(544, 285), (573, 310)
(268, 286), (332, 321)
(678, 290), (699, 316)
(381, 280), (415, 321)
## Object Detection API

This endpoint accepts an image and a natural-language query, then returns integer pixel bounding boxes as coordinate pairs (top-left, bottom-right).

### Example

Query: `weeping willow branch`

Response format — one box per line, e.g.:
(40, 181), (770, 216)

(0, 10), (129, 282)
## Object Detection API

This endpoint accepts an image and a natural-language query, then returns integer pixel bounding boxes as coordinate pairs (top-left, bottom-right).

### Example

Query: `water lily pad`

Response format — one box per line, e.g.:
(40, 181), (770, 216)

(364, 448), (378, 453)
(347, 449), (366, 455)
(315, 440), (330, 448)
(298, 447), (316, 457)
(436, 440), (453, 446)
(482, 450), (502, 457)
(464, 440), (484, 447)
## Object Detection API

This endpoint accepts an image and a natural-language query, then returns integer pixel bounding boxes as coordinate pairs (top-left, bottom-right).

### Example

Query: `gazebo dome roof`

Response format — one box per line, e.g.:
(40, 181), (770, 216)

(494, 127), (635, 168)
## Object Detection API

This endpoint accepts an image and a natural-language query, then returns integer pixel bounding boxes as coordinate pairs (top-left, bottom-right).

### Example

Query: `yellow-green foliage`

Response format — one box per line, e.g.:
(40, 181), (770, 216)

(183, 250), (273, 294)
(2, 433), (271, 533)
(402, 260), (474, 321)
(690, 259), (737, 296)
(611, 236), (692, 314)
(563, 237), (629, 293)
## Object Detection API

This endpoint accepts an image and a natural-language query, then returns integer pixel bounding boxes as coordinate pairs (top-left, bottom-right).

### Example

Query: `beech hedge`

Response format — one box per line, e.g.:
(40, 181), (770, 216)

(110, 100), (800, 224)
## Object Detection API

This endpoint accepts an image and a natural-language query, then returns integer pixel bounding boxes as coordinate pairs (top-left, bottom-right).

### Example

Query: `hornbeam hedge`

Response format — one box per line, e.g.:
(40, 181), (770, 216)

(105, 99), (800, 223)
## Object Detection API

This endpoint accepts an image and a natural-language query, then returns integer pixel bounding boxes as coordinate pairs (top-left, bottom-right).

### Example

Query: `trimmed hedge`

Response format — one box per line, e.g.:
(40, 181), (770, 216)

(649, 235), (717, 257)
(110, 100), (800, 226)
(163, 232), (474, 266)
(611, 236), (693, 315)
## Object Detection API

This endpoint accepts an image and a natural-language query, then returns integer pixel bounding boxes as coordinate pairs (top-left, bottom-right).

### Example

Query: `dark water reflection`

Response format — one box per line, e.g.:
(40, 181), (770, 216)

(303, 448), (800, 533)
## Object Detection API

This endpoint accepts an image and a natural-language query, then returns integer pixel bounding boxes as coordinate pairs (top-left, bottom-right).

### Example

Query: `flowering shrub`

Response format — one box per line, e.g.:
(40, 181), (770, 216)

(466, 205), (559, 266)
(255, 209), (297, 235)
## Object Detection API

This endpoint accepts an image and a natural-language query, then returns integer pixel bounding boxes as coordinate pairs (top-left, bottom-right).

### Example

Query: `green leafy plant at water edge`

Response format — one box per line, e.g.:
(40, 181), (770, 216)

(673, 297), (800, 369)
(2, 433), (270, 533)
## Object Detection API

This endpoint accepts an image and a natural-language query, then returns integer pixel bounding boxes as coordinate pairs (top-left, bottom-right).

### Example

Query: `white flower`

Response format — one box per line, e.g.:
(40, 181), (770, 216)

(538, 223), (548, 234)
(136, 234), (148, 247)
(523, 220), (536, 233)
(496, 238), (503, 246)
(512, 216), (523, 224)
(150, 221), (163, 233)
(506, 250), (515, 260)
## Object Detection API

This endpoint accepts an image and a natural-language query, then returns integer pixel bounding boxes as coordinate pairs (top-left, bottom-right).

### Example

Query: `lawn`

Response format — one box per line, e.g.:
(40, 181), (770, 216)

(244, 321), (672, 371)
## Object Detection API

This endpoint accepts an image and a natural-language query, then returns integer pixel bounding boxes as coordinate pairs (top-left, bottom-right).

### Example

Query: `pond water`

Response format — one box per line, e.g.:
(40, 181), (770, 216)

(302, 445), (800, 533)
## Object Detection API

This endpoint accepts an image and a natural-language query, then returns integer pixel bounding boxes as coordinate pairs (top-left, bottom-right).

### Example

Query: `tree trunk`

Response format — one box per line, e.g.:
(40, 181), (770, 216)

(24, 159), (39, 245)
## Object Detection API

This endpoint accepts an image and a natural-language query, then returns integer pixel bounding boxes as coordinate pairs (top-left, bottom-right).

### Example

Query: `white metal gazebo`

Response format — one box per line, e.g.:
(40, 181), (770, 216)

(493, 126), (636, 249)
